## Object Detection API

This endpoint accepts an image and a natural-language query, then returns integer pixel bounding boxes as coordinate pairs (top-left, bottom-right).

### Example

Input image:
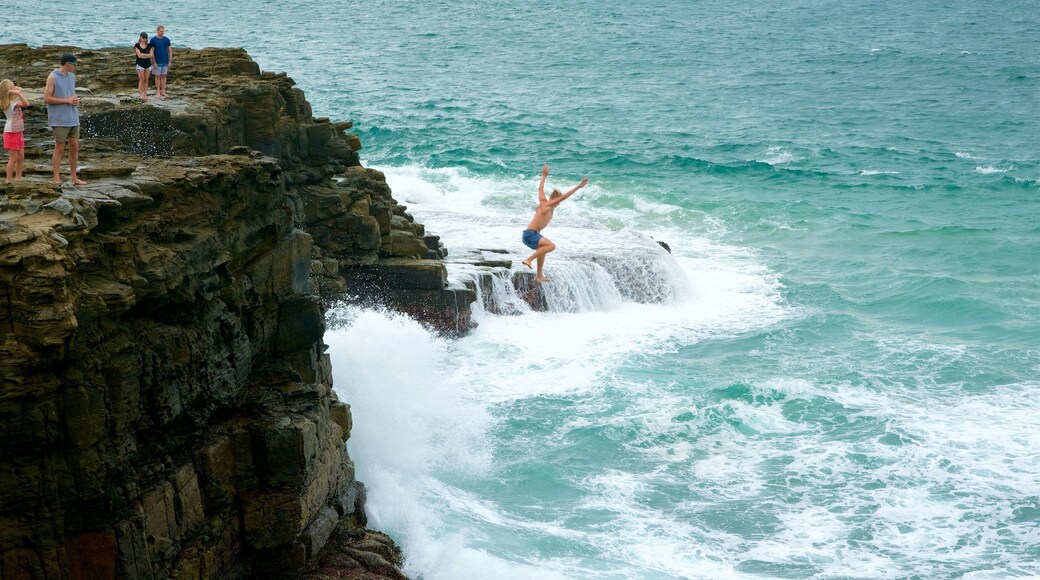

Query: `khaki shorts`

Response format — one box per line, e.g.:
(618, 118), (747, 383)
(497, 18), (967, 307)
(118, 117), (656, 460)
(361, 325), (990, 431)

(53, 125), (80, 142)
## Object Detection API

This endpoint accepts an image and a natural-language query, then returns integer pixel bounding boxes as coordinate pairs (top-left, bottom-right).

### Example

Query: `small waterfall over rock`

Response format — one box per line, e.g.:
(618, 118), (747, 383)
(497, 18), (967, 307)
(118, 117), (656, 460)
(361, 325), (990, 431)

(485, 269), (534, 315)
(587, 251), (689, 304)
(537, 261), (624, 312)
(451, 243), (688, 316)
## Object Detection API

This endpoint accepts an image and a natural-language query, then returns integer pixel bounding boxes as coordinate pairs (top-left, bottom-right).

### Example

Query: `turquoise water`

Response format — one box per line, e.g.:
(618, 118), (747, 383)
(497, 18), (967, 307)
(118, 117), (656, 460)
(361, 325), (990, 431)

(8, 1), (1040, 577)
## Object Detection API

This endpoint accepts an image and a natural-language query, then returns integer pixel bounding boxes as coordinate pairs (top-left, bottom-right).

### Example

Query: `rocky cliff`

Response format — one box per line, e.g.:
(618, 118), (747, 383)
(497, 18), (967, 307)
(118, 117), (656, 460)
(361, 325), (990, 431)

(0, 44), (476, 579)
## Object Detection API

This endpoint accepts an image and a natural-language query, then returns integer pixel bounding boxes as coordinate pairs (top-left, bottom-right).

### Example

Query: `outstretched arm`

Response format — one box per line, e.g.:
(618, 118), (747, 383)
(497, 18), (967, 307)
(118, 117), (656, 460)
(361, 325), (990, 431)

(538, 163), (549, 203)
(548, 177), (588, 207)
(563, 177), (588, 197)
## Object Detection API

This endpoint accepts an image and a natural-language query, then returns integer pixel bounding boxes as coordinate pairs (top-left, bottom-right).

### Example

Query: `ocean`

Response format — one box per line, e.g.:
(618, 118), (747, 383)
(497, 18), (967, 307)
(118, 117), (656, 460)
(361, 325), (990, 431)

(6, 0), (1040, 577)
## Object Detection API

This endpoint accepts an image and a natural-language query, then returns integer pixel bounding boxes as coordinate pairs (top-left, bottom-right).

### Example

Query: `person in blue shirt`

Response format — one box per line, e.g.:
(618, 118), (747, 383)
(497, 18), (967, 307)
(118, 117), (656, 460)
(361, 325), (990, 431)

(149, 25), (173, 98)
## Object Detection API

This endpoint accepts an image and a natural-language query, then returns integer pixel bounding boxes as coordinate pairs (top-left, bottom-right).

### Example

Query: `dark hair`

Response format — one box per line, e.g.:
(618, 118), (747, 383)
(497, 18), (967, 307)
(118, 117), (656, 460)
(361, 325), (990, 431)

(140, 32), (149, 38)
(60, 53), (77, 65)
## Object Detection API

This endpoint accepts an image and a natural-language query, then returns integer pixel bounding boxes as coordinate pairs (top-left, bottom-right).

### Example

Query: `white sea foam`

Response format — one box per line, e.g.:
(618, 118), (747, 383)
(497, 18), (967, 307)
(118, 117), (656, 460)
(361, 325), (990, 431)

(632, 196), (684, 215)
(692, 448), (767, 500)
(955, 151), (981, 159)
(372, 164), (527, 214)
(859, 169), (899, 176)
(325, 163), (796, 578)
(328, 162), (1040, 579)
(754, 377), (816, 397)
(326, 308), (577, 580)
(325, 162), (1040, 578)
(324, 303), (770, 579)
(451, 259), (786, 401)
(974, 165), (1013, 174)
(567, 334), (1040, 577)
(763, 378), (1040, 576)
(759, 145), (799, 165)
(576, 476), (744, 579)
(326, 308), (491, 477)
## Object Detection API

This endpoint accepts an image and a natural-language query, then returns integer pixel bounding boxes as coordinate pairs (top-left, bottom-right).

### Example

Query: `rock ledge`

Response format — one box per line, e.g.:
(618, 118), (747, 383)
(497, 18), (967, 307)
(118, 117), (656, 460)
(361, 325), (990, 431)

(0, 44), (434, 579)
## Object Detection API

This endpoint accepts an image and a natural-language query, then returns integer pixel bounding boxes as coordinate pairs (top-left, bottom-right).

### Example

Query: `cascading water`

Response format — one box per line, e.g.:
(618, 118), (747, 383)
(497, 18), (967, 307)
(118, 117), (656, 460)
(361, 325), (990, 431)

(536, 260), (625, 312)
(451, 240), (690, 316)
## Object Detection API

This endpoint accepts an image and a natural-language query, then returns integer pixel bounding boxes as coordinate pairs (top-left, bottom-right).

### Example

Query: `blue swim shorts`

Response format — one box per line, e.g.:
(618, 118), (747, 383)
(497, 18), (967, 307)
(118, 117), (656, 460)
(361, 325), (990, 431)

(522, 229), (542, 250)
(152, 64), (169, 75)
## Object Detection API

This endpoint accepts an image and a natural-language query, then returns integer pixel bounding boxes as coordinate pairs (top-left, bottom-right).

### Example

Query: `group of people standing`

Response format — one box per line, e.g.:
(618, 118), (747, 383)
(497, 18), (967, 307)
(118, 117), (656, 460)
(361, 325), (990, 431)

(1, 25), (172, 184)
(134, 25), (173, 100)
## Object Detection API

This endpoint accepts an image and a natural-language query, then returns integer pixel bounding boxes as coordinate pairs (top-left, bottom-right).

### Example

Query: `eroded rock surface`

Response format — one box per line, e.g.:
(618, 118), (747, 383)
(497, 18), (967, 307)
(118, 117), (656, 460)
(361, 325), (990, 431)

(0, 44), (443, 579)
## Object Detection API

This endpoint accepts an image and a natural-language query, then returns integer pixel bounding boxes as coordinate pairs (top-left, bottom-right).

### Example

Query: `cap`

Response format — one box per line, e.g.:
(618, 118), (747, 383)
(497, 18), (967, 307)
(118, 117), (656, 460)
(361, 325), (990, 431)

(60, 53), (77, 65)
(140, 32), (149, 38)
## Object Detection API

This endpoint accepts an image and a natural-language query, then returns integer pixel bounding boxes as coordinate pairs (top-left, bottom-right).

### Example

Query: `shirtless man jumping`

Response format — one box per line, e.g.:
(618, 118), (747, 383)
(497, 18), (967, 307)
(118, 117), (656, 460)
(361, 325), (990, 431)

(521, 164), (588, 282)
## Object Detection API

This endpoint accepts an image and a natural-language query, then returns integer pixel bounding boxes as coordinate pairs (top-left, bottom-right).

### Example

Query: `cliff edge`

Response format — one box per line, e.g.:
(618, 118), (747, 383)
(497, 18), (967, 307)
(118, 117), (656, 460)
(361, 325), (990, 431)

(0, 44), (455, 578)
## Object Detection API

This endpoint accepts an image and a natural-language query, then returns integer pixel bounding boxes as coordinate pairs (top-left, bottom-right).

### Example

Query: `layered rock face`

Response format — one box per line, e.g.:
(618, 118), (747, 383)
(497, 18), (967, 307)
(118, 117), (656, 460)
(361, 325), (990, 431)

(0, 44), (458, 578)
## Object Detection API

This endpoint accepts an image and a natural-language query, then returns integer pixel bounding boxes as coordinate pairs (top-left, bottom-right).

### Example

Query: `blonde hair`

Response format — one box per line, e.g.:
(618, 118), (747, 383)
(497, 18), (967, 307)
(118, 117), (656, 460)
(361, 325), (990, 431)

(550, 188), (562, 200)
(0, 79), (13, 112)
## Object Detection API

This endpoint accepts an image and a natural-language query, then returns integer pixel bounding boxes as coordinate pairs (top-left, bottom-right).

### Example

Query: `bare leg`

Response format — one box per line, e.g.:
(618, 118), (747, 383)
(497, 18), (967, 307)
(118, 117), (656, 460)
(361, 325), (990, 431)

(69, 137), (86, 185)
(535, 253), (549, 282)
(524, 238), (555, 282)
(14, 149), (24, 180)
(5, 150), (13, 183)
(52, 141), (65, 183)
(137, 69), (149, 99)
